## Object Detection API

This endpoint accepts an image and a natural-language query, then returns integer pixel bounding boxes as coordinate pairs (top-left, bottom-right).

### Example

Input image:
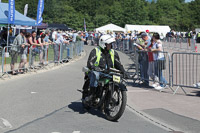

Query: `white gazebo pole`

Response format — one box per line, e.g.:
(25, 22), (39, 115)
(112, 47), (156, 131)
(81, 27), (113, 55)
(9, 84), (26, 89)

(35, 26), (38, 34)
(13, 26), (16, 36)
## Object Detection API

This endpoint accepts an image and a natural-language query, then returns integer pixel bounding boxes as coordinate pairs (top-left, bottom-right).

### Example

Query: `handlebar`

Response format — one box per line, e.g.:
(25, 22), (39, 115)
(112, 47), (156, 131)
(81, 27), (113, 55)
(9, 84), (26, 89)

(109, 68), (121, 73)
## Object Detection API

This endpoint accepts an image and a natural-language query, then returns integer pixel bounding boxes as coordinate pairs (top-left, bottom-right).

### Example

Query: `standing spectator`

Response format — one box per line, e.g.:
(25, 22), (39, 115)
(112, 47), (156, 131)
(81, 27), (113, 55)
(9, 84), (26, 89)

(116, 33), (121, 50)
(139, 33), (151, 87)
(52, 29), (57, 42)
(44, 30), (54, 54)
(150, 33), (167, 90)
(54, 33), (69, 64)
(10, 30), (26, 75)
(188, 31), (192, 46)
(72, 30), (78, 43)
(85, 31), (89, 45)
(196, 32), (200, 43)
(94, 32), (99, 45)
(147, 38), (159, 88)
(37, 34), (46, 65)
(28, 31), (41, 67)
(18, 32), (31, 73)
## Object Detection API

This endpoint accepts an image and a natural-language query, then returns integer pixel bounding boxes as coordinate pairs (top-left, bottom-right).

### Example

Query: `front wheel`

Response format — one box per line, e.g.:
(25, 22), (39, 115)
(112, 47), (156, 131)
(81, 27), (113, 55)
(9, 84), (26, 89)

(82, 79), (91, 110)
(104, 88), (127, 121)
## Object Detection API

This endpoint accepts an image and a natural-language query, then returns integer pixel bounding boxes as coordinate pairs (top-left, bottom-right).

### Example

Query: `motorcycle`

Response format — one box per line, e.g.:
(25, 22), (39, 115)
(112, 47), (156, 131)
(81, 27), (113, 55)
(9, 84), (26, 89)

(81, 67), (128, 121)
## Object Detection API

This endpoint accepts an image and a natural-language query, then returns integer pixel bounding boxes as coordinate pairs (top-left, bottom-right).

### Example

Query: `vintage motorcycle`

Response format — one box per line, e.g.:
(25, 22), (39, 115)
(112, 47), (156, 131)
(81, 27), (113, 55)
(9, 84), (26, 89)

(81, 67), (128, 121)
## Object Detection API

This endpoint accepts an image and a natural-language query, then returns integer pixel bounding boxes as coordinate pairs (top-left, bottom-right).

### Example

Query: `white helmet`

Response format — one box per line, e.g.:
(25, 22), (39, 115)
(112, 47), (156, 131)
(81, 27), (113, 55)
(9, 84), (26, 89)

(99, 34), (115, 49)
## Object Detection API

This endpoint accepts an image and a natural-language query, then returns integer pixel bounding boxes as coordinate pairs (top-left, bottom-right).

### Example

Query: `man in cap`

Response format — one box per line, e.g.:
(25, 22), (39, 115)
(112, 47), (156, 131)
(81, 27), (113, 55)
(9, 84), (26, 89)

(135, 32), (151, 87)
(141, 32), (151, 48)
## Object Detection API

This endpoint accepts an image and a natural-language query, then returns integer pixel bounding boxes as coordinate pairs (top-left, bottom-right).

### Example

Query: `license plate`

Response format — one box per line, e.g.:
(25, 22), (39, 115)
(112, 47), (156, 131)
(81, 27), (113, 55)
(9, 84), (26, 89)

(113, 75), (121, 83)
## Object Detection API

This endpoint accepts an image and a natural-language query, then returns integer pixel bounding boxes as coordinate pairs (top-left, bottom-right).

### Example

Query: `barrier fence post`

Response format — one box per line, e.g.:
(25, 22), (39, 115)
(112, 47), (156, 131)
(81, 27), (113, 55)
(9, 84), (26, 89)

(29, 46), (32, 69)
(0, 46), (3, 77)
(1, 47), (6, 76)
(59, 43), (63, 63)
(71, 42), (74, 59)
(44, 45), (48, 65)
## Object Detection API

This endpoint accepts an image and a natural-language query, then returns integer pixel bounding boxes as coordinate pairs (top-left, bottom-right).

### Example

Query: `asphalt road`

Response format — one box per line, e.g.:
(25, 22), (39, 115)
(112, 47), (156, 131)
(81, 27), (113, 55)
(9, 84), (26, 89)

(0, 45), (169, 133)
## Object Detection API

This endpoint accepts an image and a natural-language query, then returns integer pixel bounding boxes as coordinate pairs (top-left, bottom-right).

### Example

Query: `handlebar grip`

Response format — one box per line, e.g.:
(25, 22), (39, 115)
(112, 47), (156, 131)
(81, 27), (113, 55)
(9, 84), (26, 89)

(109, 68), (121, 73)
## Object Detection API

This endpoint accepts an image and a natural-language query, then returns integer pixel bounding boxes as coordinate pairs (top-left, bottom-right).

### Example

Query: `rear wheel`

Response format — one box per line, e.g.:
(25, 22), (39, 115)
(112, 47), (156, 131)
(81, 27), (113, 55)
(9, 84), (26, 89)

(104, 86), (127, 121)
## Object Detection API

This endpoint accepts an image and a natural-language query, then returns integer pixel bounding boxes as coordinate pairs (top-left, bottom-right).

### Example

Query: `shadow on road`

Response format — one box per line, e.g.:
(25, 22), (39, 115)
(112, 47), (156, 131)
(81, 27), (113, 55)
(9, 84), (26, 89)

(5, 101), (107, 133)
(5, 105), (69, 133)
(68, 101), (106, 120)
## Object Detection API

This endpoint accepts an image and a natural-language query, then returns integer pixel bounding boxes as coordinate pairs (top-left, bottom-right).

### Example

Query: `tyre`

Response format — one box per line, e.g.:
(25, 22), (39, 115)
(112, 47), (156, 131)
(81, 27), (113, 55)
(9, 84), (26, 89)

(104, 88), (127, 121)
(82, 79), (91, 110)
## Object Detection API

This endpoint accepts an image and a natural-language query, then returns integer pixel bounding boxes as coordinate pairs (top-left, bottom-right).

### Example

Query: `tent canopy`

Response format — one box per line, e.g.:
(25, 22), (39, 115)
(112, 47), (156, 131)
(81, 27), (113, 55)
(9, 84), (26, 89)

(33, 23), (48, 29)
(0, 3), (36, 26)
(125, 24), (171, 36)
(95, 24), (125, 32)
(48, 24), (69, 30)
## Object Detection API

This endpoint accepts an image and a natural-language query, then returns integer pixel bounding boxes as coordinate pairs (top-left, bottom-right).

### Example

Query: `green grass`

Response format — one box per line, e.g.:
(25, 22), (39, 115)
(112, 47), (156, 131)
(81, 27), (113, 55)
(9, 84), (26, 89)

(0, 44), (82, 65)
(0, 49), (55, 65)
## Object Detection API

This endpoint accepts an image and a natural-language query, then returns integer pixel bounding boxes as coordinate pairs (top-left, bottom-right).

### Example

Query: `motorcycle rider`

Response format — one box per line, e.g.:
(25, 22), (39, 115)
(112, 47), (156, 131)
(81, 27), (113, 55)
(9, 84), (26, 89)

(86, 34), (128, 98)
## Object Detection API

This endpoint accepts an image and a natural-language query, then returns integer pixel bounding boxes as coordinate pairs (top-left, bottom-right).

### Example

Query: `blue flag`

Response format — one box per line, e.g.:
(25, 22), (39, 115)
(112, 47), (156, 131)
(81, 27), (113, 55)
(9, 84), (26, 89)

(8, 0), (15, 24)
(36, 0), (44, 25)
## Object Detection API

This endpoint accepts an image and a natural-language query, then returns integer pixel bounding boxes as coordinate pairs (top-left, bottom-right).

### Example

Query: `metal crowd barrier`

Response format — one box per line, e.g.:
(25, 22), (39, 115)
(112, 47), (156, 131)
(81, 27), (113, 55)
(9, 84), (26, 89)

(29, 45), (45, 70)
(0, 41), (84, 78)
(133, 50), (173, 91)
(118, 39), (135, 53)
(128, 48), (200, 95)
(60, 43), (69, 63)
(172, 52), (200, 95)
(163, 37), (196, 52)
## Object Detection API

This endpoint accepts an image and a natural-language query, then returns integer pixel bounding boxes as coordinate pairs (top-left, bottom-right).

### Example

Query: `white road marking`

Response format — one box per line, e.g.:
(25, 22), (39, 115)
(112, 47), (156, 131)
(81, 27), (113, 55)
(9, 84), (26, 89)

(0, 118), (12, 128)
(31, 92), (37, 94)
(52, 132), (61, 133)
(72, 131), (80, 133)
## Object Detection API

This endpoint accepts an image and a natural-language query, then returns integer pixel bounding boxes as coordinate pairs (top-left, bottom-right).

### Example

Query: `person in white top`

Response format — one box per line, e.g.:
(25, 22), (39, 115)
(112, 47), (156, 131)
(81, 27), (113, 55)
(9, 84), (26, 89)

(149, 33), (167, 90)
(54, 33), (69, 64)
(52, 29), (57, 42)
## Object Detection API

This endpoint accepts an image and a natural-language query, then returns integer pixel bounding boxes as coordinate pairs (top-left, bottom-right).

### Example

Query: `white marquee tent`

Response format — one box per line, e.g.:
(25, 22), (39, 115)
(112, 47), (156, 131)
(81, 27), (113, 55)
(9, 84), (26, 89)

(125, 24), (171, 37)
(95, 23), (125, 33)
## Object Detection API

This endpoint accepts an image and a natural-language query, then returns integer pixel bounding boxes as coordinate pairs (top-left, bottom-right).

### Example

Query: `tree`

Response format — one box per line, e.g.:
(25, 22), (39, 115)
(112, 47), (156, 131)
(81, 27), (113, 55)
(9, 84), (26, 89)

(1, 0), (199, 31)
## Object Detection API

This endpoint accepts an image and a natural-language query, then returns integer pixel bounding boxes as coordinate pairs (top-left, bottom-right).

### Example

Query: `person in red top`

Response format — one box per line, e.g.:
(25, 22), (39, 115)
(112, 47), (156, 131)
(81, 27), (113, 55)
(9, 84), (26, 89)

(147, 38), (158, 88)
(28, 31), (42, 67)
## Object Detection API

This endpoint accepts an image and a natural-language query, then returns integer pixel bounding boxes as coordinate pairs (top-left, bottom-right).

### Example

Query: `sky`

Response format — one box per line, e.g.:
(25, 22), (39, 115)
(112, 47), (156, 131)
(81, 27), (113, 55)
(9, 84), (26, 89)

(185, 0), (194, 2)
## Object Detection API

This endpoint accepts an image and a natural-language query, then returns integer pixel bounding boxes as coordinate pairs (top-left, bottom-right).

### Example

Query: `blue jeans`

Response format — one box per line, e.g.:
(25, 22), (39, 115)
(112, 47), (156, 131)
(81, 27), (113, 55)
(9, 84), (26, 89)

(155, 60), (167, 87)
(88, 71), (111, 88)
(53, 43), (60, 63)
(139, 53), (149, 85)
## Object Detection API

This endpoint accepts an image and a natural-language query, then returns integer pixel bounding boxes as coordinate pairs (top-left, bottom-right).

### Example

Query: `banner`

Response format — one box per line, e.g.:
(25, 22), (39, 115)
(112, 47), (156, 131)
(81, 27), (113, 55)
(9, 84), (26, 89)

(36, 0), (44, 25)
(24, 4), (28, 16)
(8, 0), (15, 24)
(84, 18), (86, 32)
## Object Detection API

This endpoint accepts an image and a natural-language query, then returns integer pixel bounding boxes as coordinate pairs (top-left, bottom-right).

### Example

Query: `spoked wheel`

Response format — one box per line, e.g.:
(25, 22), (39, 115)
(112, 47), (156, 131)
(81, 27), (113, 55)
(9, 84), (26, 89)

(82, 79), (91, 110)
(104, 87), (127, 121)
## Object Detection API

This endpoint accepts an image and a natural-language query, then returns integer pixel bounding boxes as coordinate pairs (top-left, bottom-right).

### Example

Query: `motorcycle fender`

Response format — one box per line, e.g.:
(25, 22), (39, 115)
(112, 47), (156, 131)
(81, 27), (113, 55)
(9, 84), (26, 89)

(116, 83), (127, 91)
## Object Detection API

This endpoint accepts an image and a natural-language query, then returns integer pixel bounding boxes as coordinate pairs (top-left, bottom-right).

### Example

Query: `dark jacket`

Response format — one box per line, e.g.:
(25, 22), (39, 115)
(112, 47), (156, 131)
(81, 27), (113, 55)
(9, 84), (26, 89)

(87, 47), (125, 73)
